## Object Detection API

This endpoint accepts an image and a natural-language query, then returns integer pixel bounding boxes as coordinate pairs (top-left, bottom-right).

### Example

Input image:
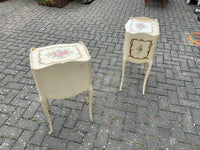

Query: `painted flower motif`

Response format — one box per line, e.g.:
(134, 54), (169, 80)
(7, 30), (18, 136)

(136, 23), (146, 30)
(47, 49), (71, 59)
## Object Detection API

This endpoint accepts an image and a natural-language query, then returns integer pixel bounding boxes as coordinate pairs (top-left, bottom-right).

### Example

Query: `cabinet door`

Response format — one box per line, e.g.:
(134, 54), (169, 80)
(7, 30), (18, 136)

(129, 38), (152, 60)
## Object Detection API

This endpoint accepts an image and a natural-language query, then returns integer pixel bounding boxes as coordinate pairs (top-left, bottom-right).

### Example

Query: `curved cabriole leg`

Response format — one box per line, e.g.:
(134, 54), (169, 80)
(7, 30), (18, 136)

(143, 63), (146, 75)
(89, 86), (93, 122)
(40, 97), (53, 133)
(143, 61), (152, 95)
(119, 59), (127, 91)
(46, 99), (50, 112)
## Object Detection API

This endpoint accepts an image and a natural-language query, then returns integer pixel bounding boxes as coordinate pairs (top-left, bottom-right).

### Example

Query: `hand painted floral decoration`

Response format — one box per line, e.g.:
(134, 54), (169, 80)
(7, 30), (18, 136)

(39, 46), (81, 65)
(136, 23), (146, 30)
(47, 49), (71, 59)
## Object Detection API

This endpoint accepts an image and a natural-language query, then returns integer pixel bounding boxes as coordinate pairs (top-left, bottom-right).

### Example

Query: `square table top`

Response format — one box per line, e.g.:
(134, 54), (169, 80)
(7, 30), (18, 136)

(125, 17), (159, 35)
(30, 42), (90, 70)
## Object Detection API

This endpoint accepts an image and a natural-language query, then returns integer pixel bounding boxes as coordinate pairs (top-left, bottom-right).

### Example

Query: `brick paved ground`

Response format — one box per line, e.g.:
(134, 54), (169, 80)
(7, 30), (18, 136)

(0, 0), (200, 149)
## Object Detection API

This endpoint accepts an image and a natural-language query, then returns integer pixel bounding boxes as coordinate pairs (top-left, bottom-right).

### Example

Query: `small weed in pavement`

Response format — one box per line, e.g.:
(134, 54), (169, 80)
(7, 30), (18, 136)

(156, 113), (160, 117)
(156, 136), (160, 139)
(150, 124), (157, 128)
(39, 120), (45, 124)
(24, 117), (30, 120)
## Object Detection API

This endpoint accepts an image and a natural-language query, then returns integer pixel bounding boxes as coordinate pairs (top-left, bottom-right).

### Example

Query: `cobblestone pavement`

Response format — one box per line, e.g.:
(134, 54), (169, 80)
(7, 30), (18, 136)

(0, 0), (200, 149)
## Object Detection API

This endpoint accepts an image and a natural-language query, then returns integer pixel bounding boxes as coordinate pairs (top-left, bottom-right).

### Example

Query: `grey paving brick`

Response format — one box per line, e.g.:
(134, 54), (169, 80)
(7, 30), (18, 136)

(62, 100), (83, 110)
(42, 136), (68, 150)
(64, 109), (80, 128)
(0, 138), (15, 150)
(169, 105), (191, 115)
(0, 104), (15, 115)
(11, 98), (31, 108)
(148, 117), (170, 129)
(127, 97), (148, 107)
(50, 105), (70, 117)
(179, 99), (200, 109)
(197, 125), (200, 135)
(23, 101), (40, 119)
(171, 121), (185, 143)
(185, 82), (196, 94)
(75, 121), (98, 135)
(7, 82), (24, 90)
(105, 92), (116, 108)
(160, 128), (173, 149)
(16, 118), (38, 131)
(147, 100), (158, 116)
(103, 74), (112, 86)
(188, 94), (200, 102)
(70, 130), (85, 143)
(136, 106), (148, 124)
(103, 108), (124, 119)
(158, 96), (169, 111)
(30, 124), (49, 145)
(80, 133), (96, 150)
(93, 98), (105, 114)
(79, 105), (91, 122)
(59, 128), (73, 140)
(0, 125), (22, 139)
(157, 72), (166, 83)
(12, 130), (33, 150)
(160, 110), (182, 122)
(174, 142), (200, 150)
(95, 126), (109, 148)
(51, 115), (65, 137)
(124, 112), (136, 132)
(122, 131), (146, 145)
(33, 111), (54, 123)
(111, 119), (123, 139)
(93, 78), (102, 90)
(185, 133), (200, 146)
(25, 144), (46, 150)
(136, 124), (159, 137)
(183, 114), (195, 134)
(168, 90), (178, 104)
(116, 102), (136, 113)
(67, 142), (81, 150)
(6, 107), (25, 125)
(107, 139), (134, 150)
(148, 136), (159, 150)
(93, 114), (111, 125)
(127, 85), (138, 97)
(93, 91), (107, 98)
(0, 113), (9, 127)
(193, 109), (200, 126)
(193, 78), (200, 89)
